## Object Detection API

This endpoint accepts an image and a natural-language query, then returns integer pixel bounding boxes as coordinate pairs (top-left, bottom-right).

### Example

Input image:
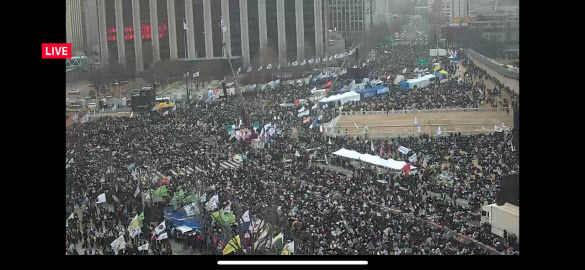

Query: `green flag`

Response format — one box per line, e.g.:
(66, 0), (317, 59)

(183, 194), (196, 204)
(272, 232), (284, 250)
(227, 125), (233, 132)
(138, 212), (144, 227)
(211, 210), (236, 225)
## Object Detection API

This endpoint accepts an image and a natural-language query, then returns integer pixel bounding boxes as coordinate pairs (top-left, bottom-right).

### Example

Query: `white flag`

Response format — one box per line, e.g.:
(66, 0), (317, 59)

(193, 71), (200, 77)
(80, 113), (89, 123)
(409, 153), (418, 162)
(242, 210), (250, 223)
(184, 202), (200, 216)
(417, 125), (422, 133)
(224, 203), (231, 213)
(155, 220), (166, 235)
(328, 137), (332, 145)
(267, 64), (272, 69)
(371, 141), (375, 152)
(482, 126), (486, 131)
(184, 72), (189, 77)
(110, 235), (126, 251)
(258, 65), (263, 71)
(247, 67), (252, 72)
(278, 64), (281, 69)
(138, 243), (149, 251)
(414, 117), (418, 126)
(129, 111), (134, 118)
(183, 19), (188, 30)
(284, 241), (295, 253)
(329, 56), (333, 61)
(68, 212), (75, 220)
(97, 193), (106, 204)
(437, 126), (442, 136)
(316, 57), (320, 63)
(134, 186), (140, 197)
(323, 57), (328, 62)
(398, 146), (411, 155)
(308, 58), (314, 64)
(301, 60), (306, 65)
(205, 195), (219, 211)
(221, 17), (228, 32)
(354, 122), (359, 130)
(237, 67), (241, 74)
(157, 232), (168, 240)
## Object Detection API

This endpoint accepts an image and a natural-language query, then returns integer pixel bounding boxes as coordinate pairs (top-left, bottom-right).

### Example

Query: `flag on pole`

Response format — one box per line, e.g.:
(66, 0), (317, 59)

(242, 210), (250, 223)
(157, 232), (168, 240)
(193, 71), (200, 77)
(267, 63), (272, 69)
(223, 235), (241, 255)
(316, 57), (320, 63)
(354, 122), (359, 130)
(402, 163), (412, 178)
(308, 58), (314, 64)
(160, 176), (170, 185)
(183, 19), (188, 30)
(237, 67), (241, 74)
(379, 145), (384, 157)
(155, 220), (166, 235)
(371, 141), (375, 152)
(417, 125), (422, 133)
(437, 126), (442, 136)
(272, 233), (284, 250)
(482, 126), (486, 131)
(110, 235), (126, 252)
(97, 193), (106, 204)
(258, 65), (263, 71)
(134, 186), (140, 197)
(414, 117), (418, 126)
(278, 64), (281, 69)
(247, 67), (252, 72)
(301, 59), (306, 65)
(221, 17), (228, 32)
(387, 146), (392, 159)
(282, 241), (295, 254)
(128, 214), (141, 238)
(184, 72), (190, 77)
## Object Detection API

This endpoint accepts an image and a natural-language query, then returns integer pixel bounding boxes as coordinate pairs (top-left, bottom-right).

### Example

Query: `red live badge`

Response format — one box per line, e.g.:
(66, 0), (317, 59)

(42, 43), (72, 59)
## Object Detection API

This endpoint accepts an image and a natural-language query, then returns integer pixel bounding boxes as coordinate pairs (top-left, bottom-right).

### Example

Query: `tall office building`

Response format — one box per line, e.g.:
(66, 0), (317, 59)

(327, 0), (367, 37)
(66, 0), (86, 54)
(428, 0), (469, 22)
(75, 0), (329, 73)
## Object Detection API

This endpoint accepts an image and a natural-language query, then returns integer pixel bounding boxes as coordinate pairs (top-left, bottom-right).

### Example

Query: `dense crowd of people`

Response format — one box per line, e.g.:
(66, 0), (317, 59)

(66, 41), (519, 256)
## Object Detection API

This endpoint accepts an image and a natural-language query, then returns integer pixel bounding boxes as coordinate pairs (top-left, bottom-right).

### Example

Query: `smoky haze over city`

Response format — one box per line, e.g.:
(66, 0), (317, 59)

(65, 0), (519, 256)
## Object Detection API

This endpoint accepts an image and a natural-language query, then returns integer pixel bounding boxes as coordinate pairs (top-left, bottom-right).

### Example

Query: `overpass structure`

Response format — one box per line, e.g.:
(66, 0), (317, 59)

(463, 49), (519, 95)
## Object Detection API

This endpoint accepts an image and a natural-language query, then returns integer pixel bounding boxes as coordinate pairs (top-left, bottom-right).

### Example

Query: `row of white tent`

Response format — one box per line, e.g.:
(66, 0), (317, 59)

(332, 149), (416, 171)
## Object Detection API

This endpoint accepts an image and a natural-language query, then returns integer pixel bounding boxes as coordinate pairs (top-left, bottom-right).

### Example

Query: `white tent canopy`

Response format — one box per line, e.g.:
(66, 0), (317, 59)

(332, 148), (416, 170)
(406, 74), (436, 89)
(319, 91), (360, 104)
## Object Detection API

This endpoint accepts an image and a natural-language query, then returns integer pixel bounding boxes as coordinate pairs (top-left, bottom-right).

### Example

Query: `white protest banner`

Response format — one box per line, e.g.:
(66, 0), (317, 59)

(138, 243), (149, 251)
(184, 202), (200, 216)
(97, 193), (106, 204)
(398, 146), (411, 155)
(205, 195), (219, 211)
(298, 110), (310, 117)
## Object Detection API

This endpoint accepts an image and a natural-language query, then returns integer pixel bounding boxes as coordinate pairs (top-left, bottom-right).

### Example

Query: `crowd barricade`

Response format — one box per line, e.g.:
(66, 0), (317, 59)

(463, 49), (519, 80)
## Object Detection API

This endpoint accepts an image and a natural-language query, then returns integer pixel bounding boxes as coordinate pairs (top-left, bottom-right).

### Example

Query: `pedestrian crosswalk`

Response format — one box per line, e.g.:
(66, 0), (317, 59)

(150, 161), (242, 182)
(219, 160), (242, 170)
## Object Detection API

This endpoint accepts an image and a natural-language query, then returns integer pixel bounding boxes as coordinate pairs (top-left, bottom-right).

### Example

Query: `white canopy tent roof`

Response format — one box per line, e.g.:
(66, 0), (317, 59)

(406, 74), (436, 89)
(332, 148), (416, 171)
(319, 91), (360, 104)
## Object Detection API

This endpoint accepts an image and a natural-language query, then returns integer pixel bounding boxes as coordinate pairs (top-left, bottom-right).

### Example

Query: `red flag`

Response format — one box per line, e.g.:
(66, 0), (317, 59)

(387, 147), (392, 159)
(160, 176), (170, 185)
(379, 145), (384, 157)
(294, 99), (300, 106)
(402, 163), (411, 178)
(325, 81), (333, 88)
